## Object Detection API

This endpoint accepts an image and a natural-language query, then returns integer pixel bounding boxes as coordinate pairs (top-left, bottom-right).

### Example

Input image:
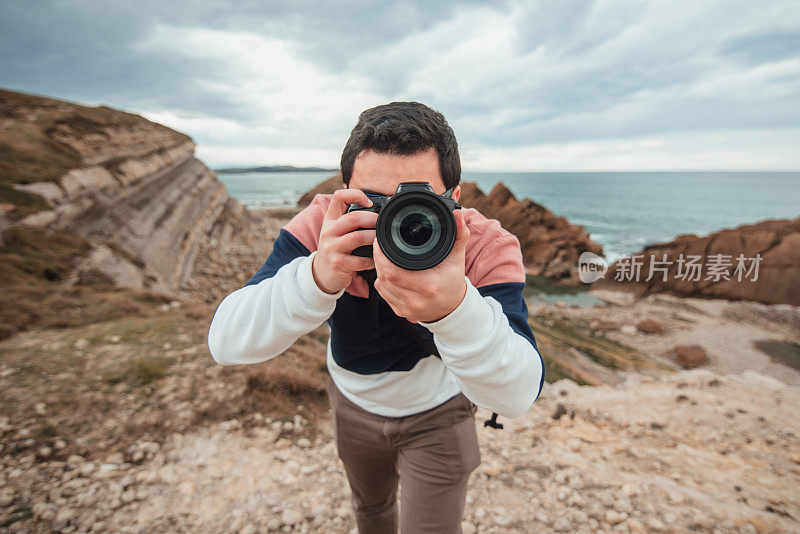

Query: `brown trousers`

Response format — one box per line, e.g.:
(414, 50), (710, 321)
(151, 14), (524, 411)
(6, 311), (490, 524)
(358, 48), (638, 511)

(326, 375), (482, 534)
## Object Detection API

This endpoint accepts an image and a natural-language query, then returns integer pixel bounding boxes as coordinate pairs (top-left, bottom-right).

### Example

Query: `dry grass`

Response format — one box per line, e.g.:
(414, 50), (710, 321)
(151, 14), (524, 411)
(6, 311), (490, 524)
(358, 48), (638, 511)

(0, 88), (191, 219)
(0, 306), (333, 461)
(0, 225), (175, 339)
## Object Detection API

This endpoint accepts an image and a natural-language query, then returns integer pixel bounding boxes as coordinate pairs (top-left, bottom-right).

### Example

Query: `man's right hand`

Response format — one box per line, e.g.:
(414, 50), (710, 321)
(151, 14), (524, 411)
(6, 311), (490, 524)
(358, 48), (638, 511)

(311, 188), (379, 294)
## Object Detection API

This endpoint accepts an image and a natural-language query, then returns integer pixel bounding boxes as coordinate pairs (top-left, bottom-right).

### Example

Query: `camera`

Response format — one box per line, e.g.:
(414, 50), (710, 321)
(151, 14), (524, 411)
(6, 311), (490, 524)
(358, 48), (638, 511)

(345, 182), (462, 271)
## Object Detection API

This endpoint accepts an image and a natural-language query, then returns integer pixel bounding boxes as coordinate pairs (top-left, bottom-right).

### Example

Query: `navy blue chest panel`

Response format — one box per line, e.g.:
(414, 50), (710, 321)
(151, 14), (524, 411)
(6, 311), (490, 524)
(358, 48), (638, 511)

(328, 292), (436, 374)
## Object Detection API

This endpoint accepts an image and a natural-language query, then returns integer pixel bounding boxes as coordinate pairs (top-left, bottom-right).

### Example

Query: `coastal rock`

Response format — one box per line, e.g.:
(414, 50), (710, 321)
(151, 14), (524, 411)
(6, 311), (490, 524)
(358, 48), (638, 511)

(298, 174), (342, 205)
(594, 216), (800, 305)
(671, 345), (709, 369)
(457, 182), (603, 284)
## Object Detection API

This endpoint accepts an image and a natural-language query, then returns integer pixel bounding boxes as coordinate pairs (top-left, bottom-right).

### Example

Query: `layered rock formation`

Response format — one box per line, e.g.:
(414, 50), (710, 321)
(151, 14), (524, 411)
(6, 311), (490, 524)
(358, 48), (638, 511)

(594, 217), (800, 306)
(299, 176), (603, 284)
(0, 88), (246, 294)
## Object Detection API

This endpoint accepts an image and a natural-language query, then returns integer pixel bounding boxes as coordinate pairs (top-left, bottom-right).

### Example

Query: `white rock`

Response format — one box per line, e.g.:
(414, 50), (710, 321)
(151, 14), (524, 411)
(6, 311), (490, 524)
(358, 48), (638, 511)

(0, 488), (15, 507)
(281, 508), (304, 526)
(79, 462), (97, 477)
(53, 507), (76, 530)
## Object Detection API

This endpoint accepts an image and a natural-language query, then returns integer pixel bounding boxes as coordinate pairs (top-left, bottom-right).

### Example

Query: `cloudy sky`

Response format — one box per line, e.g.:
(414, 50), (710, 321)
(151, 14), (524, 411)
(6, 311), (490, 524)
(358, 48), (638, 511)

(1, 0), (799, 170)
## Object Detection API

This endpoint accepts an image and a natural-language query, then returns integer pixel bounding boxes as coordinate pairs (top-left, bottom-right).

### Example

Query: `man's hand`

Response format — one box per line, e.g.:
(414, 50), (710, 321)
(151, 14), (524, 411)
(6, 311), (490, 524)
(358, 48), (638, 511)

(373, 209), (470, 323)
(312, 189), (379, 294)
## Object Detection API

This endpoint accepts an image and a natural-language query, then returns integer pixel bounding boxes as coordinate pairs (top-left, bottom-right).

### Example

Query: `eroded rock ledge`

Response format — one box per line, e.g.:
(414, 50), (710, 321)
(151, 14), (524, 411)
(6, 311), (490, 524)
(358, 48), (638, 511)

(594, 217), (800, 306)
(1, 89), (247, 294)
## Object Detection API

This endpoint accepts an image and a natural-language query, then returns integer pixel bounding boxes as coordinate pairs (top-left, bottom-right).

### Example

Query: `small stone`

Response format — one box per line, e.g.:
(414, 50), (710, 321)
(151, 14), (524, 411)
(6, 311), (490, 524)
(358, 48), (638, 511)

(614, 499), (633, 513)
(0, 488), (15, 507)
(566, 438), (582, 452)
(285, 460), (300, 476)
(646, 517), (666, 531)
(121, 489), (137, 504)
(552, 403), (568, 420)
(54, 507), (76, 530)
(552, 517), (571, 531)
(605, 509), (627, 524)
(494, 514), (512, 527)
(32, 502), (51, 519)
(108, 335), (121, 343)
(481, 463), (502, 477)
(626, 518), (647, 534)
(37, 446), (53, 458)
(239, 525), (257, 534)
(621, 483), (639, 497)
(461, 520), (477, 534)
(739, 523), (757, 534)
(281, 508), (304, 526)
(620, 325), (637, 335)
(67, 454), (85, 468)
(668, 491), (685, 504)
(54, 439), (67, 450)
(105, 452), (124, 465)
(311, 504), (330, 520)
(79, 462), (97, 477)
(218, 419), (241, 432)
(670, 345), (709, 369)
(34, 402), (47, 415)
(297, 438), (311, 448)
(74, 339), (89, 350)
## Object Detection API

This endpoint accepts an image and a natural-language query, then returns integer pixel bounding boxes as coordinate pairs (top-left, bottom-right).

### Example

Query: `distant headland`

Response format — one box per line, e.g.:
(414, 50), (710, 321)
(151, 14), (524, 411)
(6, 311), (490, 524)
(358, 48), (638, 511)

(215, 165), (338, 174)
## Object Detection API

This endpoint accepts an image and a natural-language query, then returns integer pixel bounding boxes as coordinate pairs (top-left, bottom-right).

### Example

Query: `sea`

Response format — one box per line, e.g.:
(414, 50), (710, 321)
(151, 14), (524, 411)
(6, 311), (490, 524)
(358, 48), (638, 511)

(216, 170), (800, 263)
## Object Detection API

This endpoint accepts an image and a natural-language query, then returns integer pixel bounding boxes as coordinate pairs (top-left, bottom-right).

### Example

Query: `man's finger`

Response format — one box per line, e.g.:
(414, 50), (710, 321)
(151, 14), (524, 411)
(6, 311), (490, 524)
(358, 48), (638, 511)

(327, 210), (379, 238)
(372, 238), (419, 290)
(452, 209), (470, 253)
(325, 188), (373, 220)
(334, 229), (376, 254)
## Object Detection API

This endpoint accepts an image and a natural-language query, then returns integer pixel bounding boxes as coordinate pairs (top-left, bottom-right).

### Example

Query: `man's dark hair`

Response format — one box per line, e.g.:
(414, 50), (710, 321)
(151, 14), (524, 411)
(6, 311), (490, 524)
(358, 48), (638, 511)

(340, 102), (461, 190)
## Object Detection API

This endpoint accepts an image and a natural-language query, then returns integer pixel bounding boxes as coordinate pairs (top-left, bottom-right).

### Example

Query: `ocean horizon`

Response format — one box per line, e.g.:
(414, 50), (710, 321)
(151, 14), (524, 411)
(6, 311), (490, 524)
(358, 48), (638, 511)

(216, 170), (800, 262)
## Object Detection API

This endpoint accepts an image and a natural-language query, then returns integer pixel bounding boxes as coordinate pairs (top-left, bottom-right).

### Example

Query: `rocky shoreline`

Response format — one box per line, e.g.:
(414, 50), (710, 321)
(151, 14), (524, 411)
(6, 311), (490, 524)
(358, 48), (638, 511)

(2, 89), (800, 533)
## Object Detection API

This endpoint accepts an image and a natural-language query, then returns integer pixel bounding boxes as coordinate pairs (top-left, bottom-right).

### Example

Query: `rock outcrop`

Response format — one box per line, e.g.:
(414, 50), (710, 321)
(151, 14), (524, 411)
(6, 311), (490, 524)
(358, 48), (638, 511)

(459, 182), (603, 284)
(0, 88), (246, 294)
(298, 176), (603, 284)
(594, 217), (800, 306)
(297, 174), (342, 205)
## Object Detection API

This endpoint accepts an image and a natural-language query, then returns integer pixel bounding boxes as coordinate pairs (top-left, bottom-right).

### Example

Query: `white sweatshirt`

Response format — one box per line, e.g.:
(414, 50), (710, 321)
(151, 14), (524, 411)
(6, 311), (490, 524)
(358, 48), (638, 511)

(207, 251), (544, 419)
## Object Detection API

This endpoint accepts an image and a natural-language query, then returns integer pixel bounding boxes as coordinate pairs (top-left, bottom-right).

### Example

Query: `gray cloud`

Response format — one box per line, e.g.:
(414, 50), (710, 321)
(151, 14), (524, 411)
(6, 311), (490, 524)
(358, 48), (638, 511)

(1, 0), (798, 168)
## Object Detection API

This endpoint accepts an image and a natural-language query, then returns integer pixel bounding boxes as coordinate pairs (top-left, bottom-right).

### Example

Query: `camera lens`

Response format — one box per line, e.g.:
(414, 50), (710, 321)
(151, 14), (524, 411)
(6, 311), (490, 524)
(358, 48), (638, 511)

(390, 205), (441, 255)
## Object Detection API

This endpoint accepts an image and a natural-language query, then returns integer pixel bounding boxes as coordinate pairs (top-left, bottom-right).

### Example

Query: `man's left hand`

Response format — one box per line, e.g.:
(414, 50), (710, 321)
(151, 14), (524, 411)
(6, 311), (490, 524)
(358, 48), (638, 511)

(373, 209), (470, 323)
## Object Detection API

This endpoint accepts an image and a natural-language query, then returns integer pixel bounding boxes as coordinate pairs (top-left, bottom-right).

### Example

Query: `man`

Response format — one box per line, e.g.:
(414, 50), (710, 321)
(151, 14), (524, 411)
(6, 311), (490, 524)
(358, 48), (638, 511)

(207, 102), (544, 533)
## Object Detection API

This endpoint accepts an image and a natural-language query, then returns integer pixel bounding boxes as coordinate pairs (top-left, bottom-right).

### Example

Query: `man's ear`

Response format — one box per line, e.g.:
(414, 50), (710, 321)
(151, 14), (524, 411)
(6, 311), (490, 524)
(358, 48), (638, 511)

(452, 184), (461, 202)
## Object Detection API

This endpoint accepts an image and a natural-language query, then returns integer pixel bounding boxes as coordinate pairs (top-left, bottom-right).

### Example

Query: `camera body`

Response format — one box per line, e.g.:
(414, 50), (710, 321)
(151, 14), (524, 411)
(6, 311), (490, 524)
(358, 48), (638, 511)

(345, 181), (461, 271)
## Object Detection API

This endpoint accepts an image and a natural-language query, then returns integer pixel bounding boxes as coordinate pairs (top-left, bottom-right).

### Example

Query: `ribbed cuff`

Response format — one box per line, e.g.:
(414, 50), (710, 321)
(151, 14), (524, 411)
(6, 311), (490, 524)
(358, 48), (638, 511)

(296, 252), (345, 307)
(418, 277), (494, 349)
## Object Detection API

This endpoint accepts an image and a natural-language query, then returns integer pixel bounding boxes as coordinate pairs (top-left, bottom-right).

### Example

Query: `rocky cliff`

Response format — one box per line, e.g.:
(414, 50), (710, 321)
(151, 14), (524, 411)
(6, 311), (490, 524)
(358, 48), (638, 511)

(0, 88), (246, 296)
(298, 175), (603, 284)
(459, 182), (602, 284)
(594, 217), (800, 306)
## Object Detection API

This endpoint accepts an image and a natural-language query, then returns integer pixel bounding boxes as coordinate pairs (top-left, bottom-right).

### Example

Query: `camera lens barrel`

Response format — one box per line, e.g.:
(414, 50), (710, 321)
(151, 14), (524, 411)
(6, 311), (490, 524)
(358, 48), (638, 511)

(346, 182), (460, 270)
